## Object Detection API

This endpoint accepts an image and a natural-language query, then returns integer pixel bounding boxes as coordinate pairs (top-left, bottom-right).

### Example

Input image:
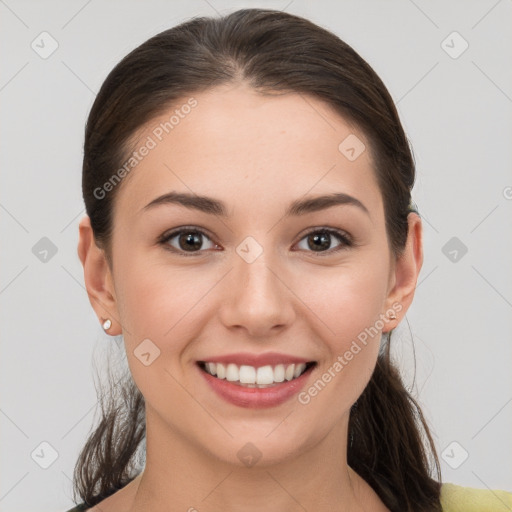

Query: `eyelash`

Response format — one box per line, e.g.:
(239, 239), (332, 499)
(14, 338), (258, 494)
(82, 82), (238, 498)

(157, 226), (355, 257)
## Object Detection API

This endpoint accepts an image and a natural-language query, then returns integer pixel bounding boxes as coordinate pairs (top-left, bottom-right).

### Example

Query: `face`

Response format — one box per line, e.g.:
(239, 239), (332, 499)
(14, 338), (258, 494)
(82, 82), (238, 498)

(81, 82), (420, 469)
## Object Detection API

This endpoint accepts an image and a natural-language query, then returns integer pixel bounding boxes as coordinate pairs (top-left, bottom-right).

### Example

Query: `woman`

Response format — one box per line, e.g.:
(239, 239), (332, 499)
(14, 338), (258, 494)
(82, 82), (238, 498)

(67, 8), (512, 512)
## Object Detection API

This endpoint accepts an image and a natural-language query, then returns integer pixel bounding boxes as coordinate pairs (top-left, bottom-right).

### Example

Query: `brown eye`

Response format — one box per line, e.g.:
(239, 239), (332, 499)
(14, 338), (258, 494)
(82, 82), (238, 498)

(158, 226), (353, 257)
(295, 229), (353, 255)
(159, 228), (217, 255)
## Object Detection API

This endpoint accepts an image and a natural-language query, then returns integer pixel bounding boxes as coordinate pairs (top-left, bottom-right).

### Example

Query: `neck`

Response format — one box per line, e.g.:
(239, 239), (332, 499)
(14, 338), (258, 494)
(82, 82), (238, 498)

(127, 408), (377, 512)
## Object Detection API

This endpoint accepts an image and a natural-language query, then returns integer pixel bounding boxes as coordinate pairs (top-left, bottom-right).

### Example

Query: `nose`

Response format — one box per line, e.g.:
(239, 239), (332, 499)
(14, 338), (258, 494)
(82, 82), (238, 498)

(218, 246), (296, 339)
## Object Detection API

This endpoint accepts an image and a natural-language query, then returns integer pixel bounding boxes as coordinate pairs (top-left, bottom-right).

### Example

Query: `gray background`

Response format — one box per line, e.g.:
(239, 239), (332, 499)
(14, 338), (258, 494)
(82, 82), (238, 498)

(1, 0), (511, 510)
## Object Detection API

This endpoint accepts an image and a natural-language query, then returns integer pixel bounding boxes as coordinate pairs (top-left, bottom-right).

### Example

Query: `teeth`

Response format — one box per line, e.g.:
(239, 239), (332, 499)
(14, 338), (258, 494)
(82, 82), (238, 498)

(207, 362), (217, 375)
(274, 364), (285, 382)
(216, 363), (226, 379)
(239, 365), (256, 384)
(226, 363), (239, 382)
(256, 365), (274, 385)
(202, 362), (310, 385)
(294, 363), (306, 378)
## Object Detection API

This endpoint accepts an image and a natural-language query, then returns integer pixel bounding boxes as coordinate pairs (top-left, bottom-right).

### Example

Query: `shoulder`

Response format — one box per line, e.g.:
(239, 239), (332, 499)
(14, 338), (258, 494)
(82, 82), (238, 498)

(440, 482), (512, 511)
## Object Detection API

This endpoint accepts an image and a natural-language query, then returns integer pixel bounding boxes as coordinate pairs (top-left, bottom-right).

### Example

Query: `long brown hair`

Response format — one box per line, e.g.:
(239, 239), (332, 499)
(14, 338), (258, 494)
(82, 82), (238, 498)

(75, 8), (442, 511)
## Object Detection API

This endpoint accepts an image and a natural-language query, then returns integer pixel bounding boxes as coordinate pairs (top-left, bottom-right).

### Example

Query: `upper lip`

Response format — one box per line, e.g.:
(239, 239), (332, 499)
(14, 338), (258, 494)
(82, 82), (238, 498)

(197, 352), (315, 367)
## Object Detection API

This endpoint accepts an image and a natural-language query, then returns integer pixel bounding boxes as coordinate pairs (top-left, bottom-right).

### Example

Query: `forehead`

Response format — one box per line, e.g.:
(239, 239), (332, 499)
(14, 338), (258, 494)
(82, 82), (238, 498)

(113, 83), (383, 222)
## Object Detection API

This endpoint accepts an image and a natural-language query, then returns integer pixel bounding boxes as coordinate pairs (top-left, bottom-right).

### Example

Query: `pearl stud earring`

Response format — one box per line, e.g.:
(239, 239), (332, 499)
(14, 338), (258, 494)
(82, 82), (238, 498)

(102, 319), (112, 331)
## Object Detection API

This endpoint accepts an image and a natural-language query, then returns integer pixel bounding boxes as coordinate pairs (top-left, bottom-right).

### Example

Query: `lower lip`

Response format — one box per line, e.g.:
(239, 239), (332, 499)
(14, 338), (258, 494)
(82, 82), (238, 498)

(198, 364), (315, 409)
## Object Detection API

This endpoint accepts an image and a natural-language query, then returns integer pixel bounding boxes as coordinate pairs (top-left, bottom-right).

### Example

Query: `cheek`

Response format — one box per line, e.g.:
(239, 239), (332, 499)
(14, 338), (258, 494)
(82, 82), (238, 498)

(296, 257), (389, 412)
(114, 252), (202, 336)
(114, 260), (205, 403)
(294, 269), (386, 423)
(296, 260), (389, 344)
(113, 256), (225, 391)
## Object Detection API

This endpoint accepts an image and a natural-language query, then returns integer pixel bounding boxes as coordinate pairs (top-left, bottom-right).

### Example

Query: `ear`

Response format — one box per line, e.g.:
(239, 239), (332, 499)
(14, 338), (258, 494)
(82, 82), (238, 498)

(77, 216), (121, 335)
(381, 212), (423, 333)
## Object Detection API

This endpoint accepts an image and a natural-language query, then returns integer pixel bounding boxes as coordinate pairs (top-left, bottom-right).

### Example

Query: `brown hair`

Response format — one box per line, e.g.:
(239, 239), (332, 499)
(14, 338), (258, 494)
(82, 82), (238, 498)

(75, 8), (442, 511)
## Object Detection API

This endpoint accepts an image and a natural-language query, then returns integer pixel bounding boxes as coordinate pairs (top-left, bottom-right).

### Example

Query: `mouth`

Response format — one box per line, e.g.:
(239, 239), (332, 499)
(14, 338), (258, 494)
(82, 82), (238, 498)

(197, 361), (317, 388)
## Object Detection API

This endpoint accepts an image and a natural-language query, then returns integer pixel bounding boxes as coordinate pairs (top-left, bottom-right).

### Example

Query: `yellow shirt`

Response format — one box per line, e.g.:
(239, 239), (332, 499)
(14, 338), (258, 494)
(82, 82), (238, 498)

(441, 482), (512, 511)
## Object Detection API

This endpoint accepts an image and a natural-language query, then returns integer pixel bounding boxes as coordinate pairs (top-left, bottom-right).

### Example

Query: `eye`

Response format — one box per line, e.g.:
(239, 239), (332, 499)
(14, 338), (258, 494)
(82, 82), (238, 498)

(158, 227), (219, 256)
(158, 226), (354, 257)
(295, 228), (353, 255)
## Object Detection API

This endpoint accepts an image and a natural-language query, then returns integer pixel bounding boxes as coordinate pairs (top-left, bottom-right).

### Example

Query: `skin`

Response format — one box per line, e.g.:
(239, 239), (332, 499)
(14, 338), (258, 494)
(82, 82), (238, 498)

(78, 82), (423, 512)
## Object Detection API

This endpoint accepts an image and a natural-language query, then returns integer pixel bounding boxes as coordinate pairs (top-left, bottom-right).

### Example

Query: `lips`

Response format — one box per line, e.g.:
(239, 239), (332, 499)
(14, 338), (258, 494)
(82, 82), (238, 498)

(195, 352), (317, 408)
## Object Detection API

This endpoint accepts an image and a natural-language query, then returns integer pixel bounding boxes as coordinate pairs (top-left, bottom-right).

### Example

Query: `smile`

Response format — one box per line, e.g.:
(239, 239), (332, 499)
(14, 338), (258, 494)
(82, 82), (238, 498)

(198, 361), (316, 388)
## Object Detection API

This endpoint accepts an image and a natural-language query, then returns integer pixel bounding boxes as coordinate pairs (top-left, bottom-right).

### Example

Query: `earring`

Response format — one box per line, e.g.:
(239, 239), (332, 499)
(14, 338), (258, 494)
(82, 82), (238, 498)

(388, 311), (397, 320)
(102, 318), (112, 331)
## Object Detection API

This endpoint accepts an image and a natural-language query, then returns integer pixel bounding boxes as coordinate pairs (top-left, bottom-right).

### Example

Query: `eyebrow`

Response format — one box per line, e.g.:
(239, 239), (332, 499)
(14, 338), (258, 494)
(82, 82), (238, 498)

(141, 191), (370, 218)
